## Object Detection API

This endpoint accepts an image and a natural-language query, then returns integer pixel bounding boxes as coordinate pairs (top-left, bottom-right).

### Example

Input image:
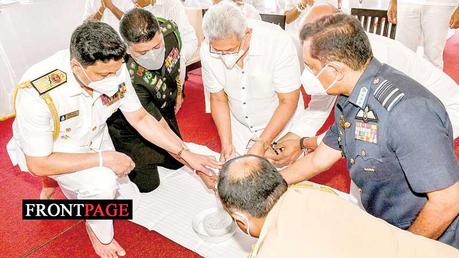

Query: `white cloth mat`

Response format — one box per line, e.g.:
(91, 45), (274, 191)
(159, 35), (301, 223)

(131, 143), (257, 258)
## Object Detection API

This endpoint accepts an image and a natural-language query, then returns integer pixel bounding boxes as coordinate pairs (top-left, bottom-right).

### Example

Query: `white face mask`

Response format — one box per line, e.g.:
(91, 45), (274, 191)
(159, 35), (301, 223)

(77, 62), (124, 96)
(301, 64), (339, 96)
(233, 211), (252, 237)
(220, 48), (246, 69)
(133, 46), (166, 70)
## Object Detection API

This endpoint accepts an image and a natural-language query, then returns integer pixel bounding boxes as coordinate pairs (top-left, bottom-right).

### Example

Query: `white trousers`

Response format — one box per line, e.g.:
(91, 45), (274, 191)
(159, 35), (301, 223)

(396, 3), (455, 68)
(50, 167), (140, 244)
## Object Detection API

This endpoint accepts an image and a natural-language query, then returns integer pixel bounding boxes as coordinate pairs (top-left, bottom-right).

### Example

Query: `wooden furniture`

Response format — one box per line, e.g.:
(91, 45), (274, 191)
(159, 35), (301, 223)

(351, 8), (397, 39)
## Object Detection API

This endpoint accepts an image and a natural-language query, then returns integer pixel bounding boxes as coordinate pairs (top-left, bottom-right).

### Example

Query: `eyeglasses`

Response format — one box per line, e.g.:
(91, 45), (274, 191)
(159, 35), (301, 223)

(209, 34), (247, 57)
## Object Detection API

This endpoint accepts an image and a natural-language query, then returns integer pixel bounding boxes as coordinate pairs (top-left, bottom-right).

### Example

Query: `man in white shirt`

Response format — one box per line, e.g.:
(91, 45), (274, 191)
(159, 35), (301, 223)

(268, 3), (459, 166)
(201, 2), (304, 162)
(7, 22), (219, 258)
(387, 0), (459, 67)
(276, 0), (314, 34)
(82, 0), (131, 31)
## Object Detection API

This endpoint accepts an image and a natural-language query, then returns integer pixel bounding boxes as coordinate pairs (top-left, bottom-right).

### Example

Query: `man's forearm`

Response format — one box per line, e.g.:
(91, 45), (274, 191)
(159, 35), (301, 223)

(211, 100), (232, 146)
(281, 142), (341, 184)
(285, 8), (301, 24)
(106, 3), (124, 20)
(281, 152), (322, 184)
(408, 182), (459, 239)
(26, 152), (99, 176)
(259, 101), (298, 144)
(133, 113), (184, 155)
(408, 200), (457, 239)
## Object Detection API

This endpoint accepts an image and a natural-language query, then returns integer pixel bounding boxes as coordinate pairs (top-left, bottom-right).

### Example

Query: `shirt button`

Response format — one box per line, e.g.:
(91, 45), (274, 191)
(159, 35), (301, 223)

(373, 78), (380, 84)
(92, 126), (97, 131)
(242, 87), (246, 90)
(350, 158), (355, 165)
(250, 126), (253, 128)
(243, 102), (246, 105)
(245, 116), (248, 119)
(358, 188), (362, 193)
(361, 150), (366, 156)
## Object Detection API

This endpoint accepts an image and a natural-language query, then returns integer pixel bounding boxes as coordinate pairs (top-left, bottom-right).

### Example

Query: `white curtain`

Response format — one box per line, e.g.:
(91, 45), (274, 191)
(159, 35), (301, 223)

(0, 0), (85, 117)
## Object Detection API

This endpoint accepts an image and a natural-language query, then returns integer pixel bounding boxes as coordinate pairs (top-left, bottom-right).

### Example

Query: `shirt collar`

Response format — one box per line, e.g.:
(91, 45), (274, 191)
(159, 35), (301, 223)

(347, 58), (383, 109)
(56, 50), (87, 98)
(246, 19), (263, 56)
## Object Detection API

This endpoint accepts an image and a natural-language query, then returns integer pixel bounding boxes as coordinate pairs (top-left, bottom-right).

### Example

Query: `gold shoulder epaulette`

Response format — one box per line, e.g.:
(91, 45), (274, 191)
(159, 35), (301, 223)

(13, 69), (66, 141)
(31, 69), (67, 95)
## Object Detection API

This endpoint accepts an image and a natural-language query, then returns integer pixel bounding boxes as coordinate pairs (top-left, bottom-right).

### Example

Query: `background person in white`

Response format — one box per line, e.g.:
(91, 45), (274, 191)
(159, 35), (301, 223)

(212, 0), (262, 20)
(387, 0), (459, 68)
(83, 0), (198, 96)
(7, 22), (219, 258)
(268, 4), (459, 166)
(201, 2), (303, 161)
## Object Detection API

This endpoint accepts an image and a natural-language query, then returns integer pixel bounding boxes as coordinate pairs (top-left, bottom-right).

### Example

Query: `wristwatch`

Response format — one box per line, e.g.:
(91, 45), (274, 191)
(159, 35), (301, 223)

(299, 137), (310, 151)
(297, 2), (307, 12)
(177, 143), (189, 158)
(247, 137), (269, 151)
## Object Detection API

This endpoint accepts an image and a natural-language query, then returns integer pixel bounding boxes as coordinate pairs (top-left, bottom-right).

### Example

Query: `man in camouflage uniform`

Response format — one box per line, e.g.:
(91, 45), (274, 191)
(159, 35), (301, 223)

(108, 8), (184, 192)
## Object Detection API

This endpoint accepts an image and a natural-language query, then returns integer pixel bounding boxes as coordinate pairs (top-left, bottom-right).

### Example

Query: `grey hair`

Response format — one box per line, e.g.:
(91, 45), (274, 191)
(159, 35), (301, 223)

(202, 1), (248, 41)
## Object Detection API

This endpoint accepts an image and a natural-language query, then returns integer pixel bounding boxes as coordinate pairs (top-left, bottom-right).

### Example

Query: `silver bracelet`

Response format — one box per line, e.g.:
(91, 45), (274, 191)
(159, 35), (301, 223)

(98, 150), (103, 167)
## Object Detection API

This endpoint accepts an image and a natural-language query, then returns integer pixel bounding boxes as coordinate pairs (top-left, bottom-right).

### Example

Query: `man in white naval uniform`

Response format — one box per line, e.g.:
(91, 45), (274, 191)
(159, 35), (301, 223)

(7, 21), (219, 258)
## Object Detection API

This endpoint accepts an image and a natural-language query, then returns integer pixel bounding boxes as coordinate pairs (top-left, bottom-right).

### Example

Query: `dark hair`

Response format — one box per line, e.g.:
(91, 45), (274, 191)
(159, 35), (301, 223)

(70, 21), (126, 67)
(299, 13), (372, 70)
(217, 155), (288, 218)
(120, 8), (160, 44)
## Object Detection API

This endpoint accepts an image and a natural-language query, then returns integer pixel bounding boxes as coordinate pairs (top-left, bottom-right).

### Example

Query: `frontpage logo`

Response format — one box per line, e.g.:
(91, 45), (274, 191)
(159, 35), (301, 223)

(22, 199), (132, 220)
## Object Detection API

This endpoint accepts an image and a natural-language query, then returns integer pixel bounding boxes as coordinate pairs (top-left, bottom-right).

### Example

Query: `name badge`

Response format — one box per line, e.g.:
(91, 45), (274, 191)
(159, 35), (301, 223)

(59, 110), (79, 122)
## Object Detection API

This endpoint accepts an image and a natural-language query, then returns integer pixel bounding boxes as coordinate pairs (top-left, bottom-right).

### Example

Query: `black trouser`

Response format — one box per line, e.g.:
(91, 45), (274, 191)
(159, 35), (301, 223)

(108, 107), (183, 193)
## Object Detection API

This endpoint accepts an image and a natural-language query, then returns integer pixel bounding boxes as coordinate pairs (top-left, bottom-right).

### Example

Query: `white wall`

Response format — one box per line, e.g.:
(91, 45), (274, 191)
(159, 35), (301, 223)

(0, 0), (85, 117)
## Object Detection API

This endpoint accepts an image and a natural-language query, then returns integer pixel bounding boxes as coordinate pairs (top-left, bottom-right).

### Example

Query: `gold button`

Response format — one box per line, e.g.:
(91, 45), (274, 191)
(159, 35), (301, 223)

(61, 135), (70, 140)
(350, 158), (355, 164)
(373, 78), (380, 84)
(65, 128), (71, 132)
(344, 122), (351, 128)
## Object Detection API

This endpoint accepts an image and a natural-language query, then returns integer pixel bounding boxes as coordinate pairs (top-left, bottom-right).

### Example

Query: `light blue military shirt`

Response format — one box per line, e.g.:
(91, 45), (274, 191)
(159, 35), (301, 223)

(323, 58), (459, 248)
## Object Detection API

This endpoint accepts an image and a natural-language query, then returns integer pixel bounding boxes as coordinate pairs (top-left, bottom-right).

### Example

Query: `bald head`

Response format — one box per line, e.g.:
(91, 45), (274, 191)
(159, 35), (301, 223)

(303, 3), (338, 25)
(217, 155), (288, 217)
(223, 155), (262, 180)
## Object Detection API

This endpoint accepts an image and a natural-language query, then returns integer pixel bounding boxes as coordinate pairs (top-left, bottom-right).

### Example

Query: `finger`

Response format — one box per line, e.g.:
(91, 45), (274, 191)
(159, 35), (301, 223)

(208, 157), (223, 167)
(199, 166), (214, 176)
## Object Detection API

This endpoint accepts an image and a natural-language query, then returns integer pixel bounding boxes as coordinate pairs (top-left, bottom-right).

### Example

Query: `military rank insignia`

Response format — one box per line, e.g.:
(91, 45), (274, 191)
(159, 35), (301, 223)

(31, 69), (67, 95)
(355, 106), (378, 144)
(101, 83), (126, 106)
(165, 48), (180, 74)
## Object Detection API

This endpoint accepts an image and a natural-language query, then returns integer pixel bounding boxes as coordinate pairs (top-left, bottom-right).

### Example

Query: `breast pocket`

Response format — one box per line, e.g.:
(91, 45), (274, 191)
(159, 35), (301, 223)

(57, 119), (85, 146)
(351, 141), (390, 182)
(247, 73), (274, 99)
